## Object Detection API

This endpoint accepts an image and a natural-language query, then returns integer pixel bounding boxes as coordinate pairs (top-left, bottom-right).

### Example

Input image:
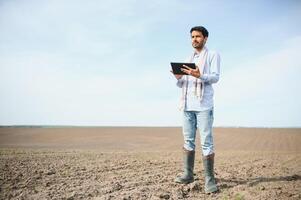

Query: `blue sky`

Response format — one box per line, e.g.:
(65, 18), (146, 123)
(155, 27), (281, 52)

(1, 0), (301, 127)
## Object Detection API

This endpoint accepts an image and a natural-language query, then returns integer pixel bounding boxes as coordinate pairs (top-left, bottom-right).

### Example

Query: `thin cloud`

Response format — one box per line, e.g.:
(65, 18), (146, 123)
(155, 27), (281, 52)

(215, 36), (301, 127)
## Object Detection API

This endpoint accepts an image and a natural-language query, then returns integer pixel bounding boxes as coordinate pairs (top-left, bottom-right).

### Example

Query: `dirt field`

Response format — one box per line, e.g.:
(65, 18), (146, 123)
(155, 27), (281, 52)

(0, 127), (300, 199)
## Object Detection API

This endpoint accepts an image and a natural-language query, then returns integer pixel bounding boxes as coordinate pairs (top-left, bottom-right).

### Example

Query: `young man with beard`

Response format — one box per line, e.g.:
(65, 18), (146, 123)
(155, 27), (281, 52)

(171, 26), (220, 193)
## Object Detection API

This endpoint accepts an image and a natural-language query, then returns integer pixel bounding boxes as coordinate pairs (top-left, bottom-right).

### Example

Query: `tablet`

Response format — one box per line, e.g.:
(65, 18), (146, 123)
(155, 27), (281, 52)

(170, 62), (196, 75)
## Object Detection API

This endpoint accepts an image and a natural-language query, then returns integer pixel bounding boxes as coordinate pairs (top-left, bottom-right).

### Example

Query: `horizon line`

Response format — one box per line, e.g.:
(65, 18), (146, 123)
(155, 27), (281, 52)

(0, 125), (300, 129)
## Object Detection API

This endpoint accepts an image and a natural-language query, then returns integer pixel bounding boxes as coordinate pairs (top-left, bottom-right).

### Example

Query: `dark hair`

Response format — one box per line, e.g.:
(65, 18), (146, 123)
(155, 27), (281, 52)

(190, 26), (209, 38)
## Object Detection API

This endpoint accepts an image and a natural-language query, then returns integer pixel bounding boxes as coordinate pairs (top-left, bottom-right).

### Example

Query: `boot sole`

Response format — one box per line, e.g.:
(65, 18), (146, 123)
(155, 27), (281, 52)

(174, 179), (194, 184)
(205, 187), (218, 194)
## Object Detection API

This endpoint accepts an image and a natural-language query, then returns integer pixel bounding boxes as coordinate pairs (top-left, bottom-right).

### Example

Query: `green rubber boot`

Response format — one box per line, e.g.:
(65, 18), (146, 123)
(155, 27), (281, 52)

(203, 154), (218, 193)
(175, 149), (195, 184)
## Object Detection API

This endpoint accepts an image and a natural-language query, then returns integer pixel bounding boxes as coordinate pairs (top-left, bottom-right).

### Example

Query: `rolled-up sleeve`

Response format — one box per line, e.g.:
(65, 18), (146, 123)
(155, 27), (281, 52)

(199, 52), (220, 84)
(176, 76), (185, 88)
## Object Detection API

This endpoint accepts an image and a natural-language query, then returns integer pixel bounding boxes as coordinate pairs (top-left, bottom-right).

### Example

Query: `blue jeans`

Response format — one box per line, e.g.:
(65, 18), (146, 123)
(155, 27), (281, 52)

(182, 109), (215, 156)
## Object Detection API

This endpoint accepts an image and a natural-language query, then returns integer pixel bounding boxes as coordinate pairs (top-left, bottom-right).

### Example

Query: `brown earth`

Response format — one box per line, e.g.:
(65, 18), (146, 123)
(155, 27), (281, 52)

(0, 127), (300, 199)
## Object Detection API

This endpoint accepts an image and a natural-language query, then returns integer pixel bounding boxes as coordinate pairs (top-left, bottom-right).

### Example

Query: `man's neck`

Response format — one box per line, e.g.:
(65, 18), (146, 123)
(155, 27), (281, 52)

(194, 47), (203, 54)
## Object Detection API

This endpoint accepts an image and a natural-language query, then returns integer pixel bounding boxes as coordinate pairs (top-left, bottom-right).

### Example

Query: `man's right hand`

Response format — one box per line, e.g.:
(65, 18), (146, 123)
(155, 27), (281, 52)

(170, 70), (183, 80)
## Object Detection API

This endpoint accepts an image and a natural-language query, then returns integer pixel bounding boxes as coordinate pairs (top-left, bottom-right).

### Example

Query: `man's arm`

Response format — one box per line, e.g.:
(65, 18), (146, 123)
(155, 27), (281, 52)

(170, 70), (185, 88)
(176, 76), (185, 88)
(199, 52), (220, 84)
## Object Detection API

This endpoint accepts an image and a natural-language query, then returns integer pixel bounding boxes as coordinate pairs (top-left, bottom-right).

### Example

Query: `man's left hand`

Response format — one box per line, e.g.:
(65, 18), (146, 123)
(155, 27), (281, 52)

(181, 65), (201, 78)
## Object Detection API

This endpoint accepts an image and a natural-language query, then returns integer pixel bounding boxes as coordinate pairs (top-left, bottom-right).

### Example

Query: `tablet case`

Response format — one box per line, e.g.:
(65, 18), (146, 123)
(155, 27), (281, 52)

(170, 62), (196, 75)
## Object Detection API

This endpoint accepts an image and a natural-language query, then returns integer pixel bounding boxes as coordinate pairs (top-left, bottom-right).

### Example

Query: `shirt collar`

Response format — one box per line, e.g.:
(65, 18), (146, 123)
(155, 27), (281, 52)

(193, 46), (207, 57)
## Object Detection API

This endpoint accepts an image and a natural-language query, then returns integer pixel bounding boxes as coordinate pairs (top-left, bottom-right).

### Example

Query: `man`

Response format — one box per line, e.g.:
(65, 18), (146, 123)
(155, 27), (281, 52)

(171, 26), (220, 194)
